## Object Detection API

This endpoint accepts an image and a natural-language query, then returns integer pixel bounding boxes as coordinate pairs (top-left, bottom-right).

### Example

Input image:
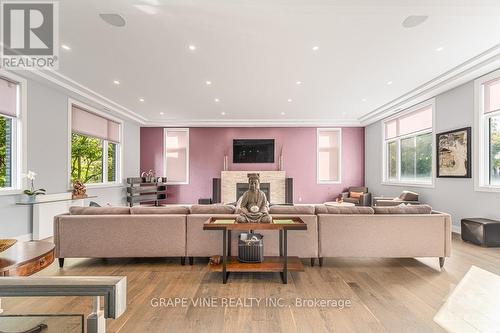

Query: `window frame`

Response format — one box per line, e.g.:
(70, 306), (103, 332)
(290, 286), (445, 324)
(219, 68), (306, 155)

(163, 128), (190, 185)
(316, 128), (342, 184)
(67, 99), (123, 189)
(382, 99), (435, 188)
(474, 69), (500, 192)
(0, 71), (27, 196)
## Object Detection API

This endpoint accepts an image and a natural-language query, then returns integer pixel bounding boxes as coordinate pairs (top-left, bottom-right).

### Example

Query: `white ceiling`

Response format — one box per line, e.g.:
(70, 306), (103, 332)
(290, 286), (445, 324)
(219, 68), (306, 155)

(55, 0), (500, 125)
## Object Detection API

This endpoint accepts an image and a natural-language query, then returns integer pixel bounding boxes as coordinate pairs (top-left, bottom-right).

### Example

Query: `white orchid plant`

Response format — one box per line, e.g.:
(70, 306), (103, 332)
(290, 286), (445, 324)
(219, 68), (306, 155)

(23, 171), (46, 197)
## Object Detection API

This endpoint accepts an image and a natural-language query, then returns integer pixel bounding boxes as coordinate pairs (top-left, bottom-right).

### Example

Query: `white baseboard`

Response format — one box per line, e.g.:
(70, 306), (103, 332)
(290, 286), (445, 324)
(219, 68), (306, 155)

(14, 233), (33, 242)
(452, 224), (461, 234)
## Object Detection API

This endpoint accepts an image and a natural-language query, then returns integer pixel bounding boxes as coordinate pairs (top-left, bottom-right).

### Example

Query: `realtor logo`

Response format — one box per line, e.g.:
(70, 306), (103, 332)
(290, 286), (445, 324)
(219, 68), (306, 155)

(1, 1), (59, 69)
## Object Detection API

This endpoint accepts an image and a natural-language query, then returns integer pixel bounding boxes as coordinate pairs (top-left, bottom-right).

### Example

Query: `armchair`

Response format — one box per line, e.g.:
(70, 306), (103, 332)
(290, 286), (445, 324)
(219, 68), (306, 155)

(341, 186), (372, 206)
(373, 191), (420, 206)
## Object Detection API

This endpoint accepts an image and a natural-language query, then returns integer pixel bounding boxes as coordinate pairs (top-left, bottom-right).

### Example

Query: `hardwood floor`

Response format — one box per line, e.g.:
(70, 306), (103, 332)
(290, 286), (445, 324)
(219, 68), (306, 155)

(3, 234), (500, 333)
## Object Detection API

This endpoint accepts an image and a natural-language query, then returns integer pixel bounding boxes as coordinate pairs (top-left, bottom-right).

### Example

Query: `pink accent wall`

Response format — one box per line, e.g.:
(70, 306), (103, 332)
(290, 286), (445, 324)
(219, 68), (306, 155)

(140, 127), (365, 204)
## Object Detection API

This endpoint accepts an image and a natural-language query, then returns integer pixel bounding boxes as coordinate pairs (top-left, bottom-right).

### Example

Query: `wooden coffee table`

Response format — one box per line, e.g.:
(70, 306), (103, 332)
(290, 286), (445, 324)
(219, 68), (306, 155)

(203, 217), (307, 284)
(0, 241), (55, 276)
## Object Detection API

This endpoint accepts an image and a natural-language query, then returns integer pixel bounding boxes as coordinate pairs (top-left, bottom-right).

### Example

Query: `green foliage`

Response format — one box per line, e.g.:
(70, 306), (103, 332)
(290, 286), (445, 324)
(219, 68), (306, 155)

(23, 188), (46, 196)
(400, 137), (416, 179)
(388, 141), (397, 179)
(416, 133), (432, 178)
(0, 116), (9, 187)
(71, 133), (103, 184)
(107, 142), (116, 182)
(399, 133), (432, 181)
(490, 117), (500, 184)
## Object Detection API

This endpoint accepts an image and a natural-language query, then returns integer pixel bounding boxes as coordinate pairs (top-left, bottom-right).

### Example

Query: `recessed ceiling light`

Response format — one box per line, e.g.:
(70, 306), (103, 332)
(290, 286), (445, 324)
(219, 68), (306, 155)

(61, 44), (71, 51)
(221, 112), (226, 116)
(280, 112), (286, 116)
(113, 80), (120, 85)
(188, 45), (197, 51)
(139, 98), (145, 102)
(436, 46), (444, 52)
(312, 46), (319, 51)
(159, 112), (164, 115)
(386, 81), (393, 85)
(205, 80), (212, 85)
(342, 112), (347, 116)
(214, 98), (220, 102)
(287, 98), (292, 103)
(402, 15), (428, 28)
(296, 81), (302, 85)
(361, 98), (367, 102)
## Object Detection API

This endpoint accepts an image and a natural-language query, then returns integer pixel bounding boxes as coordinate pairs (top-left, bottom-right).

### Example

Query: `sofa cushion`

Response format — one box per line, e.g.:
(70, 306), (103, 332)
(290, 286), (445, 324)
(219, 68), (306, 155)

(69, 206), (130, 215)
(398, 190), (419, 201)
(374, 204), (432, 215)
(130, 206), (190, 215)
(189, 204), (235, 214)
(269, 205), (315, 215)
(315, 205), (374, 214)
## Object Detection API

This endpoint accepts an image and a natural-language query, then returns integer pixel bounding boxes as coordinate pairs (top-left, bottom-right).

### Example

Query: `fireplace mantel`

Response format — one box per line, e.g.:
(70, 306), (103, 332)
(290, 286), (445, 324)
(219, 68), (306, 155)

(221, 171), (286, 204)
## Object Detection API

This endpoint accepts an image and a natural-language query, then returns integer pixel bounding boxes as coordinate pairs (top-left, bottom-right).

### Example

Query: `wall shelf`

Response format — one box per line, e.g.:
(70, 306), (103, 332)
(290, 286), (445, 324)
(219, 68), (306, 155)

(126, 177), (167, 207)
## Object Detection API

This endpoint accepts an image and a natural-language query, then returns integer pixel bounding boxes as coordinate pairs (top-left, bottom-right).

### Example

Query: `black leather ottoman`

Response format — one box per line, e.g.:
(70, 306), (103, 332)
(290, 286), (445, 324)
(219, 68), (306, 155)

(461, 218), (500, 247)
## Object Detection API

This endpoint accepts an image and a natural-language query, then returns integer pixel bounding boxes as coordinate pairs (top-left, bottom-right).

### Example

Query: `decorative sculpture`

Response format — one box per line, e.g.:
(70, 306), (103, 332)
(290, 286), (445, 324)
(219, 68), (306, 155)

(236, 173), (272, 223)
(72, 180), (87, 199)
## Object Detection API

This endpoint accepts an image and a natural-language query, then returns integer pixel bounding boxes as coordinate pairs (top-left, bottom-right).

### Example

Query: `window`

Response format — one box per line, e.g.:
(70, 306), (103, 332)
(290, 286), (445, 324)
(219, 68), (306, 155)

(70, 103), (121, 186)
(383, 101), (434, 185)
(0, 76), (21, 191)
(164, 128), (189, 184)
(476, 72), (500, 190)
(317, 128), (342, 183)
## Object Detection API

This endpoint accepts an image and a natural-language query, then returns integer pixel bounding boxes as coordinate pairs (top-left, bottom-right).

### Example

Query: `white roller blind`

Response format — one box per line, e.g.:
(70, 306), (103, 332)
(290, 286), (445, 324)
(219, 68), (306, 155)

(0, 77), (18, 118)
(165, 129), (189, 184)
(317, 129), (341, 183)
(484, 77), (500, 114)
(385, 105), (432, 139)
(385, 119), (397, 140)
(72, 105), (120, 143)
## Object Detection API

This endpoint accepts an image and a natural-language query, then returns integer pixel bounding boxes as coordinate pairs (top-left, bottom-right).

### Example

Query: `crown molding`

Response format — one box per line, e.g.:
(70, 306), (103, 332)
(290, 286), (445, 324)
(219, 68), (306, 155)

(359, 43), (500, 126)
(30, 70), (147, 124)
(143, 118), (362, 128)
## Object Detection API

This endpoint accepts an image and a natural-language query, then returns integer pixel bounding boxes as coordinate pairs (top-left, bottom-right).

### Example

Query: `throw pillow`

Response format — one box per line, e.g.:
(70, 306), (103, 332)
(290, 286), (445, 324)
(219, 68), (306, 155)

(398, 191), (419, 201)
(349, 191), (364, 199)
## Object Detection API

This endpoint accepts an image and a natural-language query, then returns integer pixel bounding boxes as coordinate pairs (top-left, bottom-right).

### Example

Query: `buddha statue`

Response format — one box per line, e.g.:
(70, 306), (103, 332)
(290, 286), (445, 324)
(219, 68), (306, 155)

(235, 173), (272, 223)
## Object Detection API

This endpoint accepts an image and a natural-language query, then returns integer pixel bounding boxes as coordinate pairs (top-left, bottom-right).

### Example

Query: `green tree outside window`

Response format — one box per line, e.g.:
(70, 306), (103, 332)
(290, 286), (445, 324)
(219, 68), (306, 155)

(71, 133), (103, 184)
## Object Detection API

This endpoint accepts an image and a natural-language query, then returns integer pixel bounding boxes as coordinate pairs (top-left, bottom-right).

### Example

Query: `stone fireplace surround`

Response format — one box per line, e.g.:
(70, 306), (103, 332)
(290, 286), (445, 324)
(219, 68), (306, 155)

(221, 171), (286, 204)
(236, 182), (271, 202)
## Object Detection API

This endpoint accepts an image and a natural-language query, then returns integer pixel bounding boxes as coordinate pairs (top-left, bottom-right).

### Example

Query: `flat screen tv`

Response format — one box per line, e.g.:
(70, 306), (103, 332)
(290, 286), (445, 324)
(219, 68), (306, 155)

(233, 139), (275, 163)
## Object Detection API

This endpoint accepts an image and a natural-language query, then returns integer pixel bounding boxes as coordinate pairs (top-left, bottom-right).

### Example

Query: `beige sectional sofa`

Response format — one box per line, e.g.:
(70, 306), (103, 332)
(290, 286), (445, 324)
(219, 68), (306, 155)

(315, 205), (452, 267)
(54, 206), (190, 267)
(54, 203), (451, 268)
